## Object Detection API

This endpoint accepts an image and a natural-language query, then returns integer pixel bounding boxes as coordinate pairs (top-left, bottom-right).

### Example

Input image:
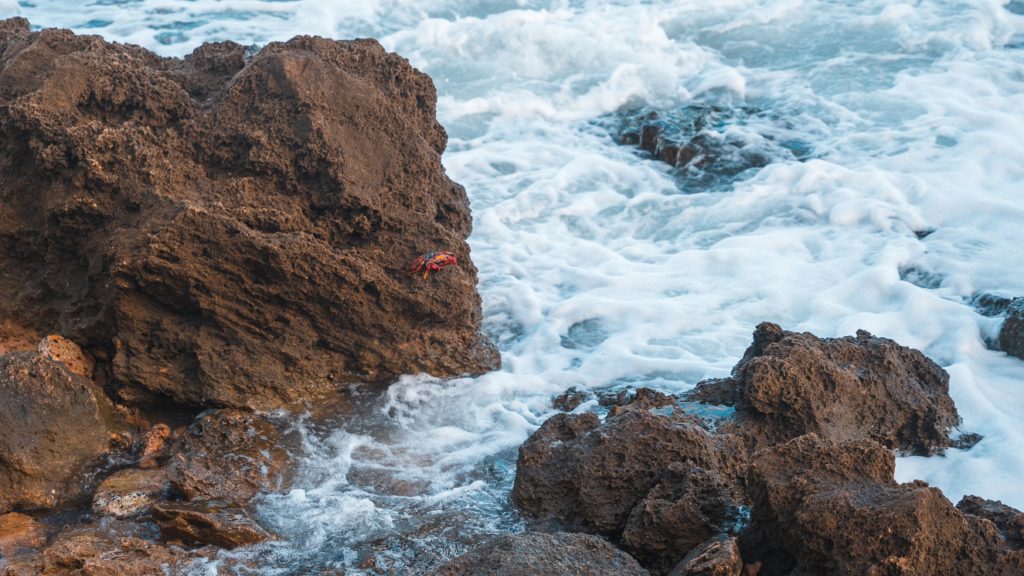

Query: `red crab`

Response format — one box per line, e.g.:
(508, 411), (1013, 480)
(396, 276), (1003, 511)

(406, 250), (458, 280)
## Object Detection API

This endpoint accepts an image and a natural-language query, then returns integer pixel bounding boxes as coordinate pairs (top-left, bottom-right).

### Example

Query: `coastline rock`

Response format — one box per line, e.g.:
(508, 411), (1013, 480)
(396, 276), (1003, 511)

(0, 513), (46, 556)
(668, 535), (743, 576)
(551, 386), (589, 412)
(622, 463), (742, 575)
(168, 409), (289, 504)
(511, 391), (746, 537)
(37, 335), (94, 379)
(152, 501), (273, 549)
(429, 532), (648, 576)
(0, 352), (127, 514)
(742, 434), (1024, 576)
(0, 18), (498, 410)
(957, 495), (1024, 550)
(687, 322), (959, 454)
(91, 467), (170, 518)
(998, 298), (1024, 360)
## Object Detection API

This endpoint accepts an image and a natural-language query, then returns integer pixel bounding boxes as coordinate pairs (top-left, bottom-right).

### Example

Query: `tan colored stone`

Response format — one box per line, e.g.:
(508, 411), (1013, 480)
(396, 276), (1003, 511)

(0, 320), (37, 355)
(0, 512), (45, 555)
(138, 423), (172, 468)
(37, 335), (94, 379)
(91, 467), (170, 518)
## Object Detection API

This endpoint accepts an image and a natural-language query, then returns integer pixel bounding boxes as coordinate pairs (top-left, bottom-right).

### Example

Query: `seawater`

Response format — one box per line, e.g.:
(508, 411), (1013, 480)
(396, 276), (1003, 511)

(5, 0), (1024, 573)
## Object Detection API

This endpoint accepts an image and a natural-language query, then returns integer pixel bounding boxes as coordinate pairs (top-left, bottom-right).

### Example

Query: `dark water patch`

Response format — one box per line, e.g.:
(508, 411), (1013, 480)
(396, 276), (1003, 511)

(600, 103), (813, 191)
(560, 318), (608, 350)
(898, 265), (943, 289)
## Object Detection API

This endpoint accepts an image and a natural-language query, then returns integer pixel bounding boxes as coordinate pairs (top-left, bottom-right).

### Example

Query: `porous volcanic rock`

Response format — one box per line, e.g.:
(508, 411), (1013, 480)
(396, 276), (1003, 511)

(621, 462), (742, 575)
(0, 18), (498, 410)
(668, 534), (743, 576)
(957, 495), (1024, 550)
(686, 322), (959, 454)
(0, 352), (127, 514)
(742, 434), (1024, 576)
(167, 409), (289, 504)
(429, 532), (649, 576)
(511, 390), (746, 537)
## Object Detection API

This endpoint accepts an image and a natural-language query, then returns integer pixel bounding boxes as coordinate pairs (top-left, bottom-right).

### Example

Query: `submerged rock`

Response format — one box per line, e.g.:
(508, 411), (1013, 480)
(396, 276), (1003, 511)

(0, 352), (127, 514)
(687, 322), (960, 454)
(742, 434), (1024, 576)
(0, 17), (498, 411)
(168, 409), (289, 504)
(430, 532), (648, 576)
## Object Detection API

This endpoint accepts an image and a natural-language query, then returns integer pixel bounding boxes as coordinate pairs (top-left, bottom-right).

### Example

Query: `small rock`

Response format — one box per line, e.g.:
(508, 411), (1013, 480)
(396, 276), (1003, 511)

(551, 387), (589, 411)
(0, 512), (46, 555)
(668, 534), (743, 576)
(998, 298), (1024, 360)
(91, 467), (170, 518)
(430, 532), (648, 576)
(152, 501), (273, 549)
(168, 409), (290, 504)
(138, 423), (172, 469)
(37, 335), (94, 379)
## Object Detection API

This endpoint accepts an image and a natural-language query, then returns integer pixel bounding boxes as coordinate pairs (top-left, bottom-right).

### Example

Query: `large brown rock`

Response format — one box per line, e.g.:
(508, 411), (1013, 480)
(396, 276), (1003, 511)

(0, 18), (498, 410)
(167, 409), (289, 504)
(152, 501), (273, 549)
(688, 322), (959, 454)
(429, 532), (649, 576)
(742, 434), (1024, 576)
(511, 390), (746, 537)
(0, 352), (127, 514)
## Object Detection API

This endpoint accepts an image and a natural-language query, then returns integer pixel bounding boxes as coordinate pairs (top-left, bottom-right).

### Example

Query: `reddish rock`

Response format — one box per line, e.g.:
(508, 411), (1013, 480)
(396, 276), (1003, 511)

(688, 322), (960, 455)
(742, 434), (1024, 576)
(0, 320), (37, 355)
(168, 409), (289, 504)
(152, 501), (273, 549)
(91, 467), (170, 518)
(137, 423), (172, 469)
(0, 18), (498, 411)
(0, 352), (127, 514)
(37, 335), (94, 379)
(0, 512), (46, 556)
(622, 463), (742, 575)
(430, 532), (648, 576)
(668, 535), (743, 576)
(512, 391), (746, 537)
(551, 386), (590, 412)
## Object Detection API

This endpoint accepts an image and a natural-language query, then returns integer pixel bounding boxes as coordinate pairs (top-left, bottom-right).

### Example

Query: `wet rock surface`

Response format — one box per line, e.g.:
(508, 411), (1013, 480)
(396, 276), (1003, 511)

(152, 500), (273, 549)
(429, 532), (649, 576)
(0, 513), (46, 556)
(168, 409), (289, 504)
(998, 298), (1024, 360)
(687, 322), (960, 454)
(91, 467), (170, 518)
(0, 352), (127, 514)
(0, 17), (498, 411)
(957, 495), (1024, 550)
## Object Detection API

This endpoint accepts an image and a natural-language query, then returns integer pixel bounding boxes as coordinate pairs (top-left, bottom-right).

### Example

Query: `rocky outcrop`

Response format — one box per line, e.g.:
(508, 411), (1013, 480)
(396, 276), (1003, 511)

(998, 298), (1024, 360)
(430, 532), (649, 576)
(0, 352), (128, 514)
(742, 434), (1024, 576)
(0, 17), (498, 410)
(957, 495), (1024, 550)
(512, 397), (746, 538)
(168, 409), (289, 504)
(687, 322), (960, 454)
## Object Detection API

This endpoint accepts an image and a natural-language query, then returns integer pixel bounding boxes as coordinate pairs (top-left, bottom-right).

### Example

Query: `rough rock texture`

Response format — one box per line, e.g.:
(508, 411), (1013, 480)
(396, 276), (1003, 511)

(0, 520), (202, 575)
(136, 423), (172, 469)
(152, 501), (273, 549)
(551, 386), (589, 412)
(668, 535), (743, 576)
(91, 467), (170, 518)
(687, 322), (959, 454)
(0, 320), (38, 355)
(0, 18), (498, 410)
(37, 335), (94, 379)
(0, 352), (127, 514)
(168, 409), (289, 504)
(742, 434), (1024, 576)
(511, 390), (746, 537)
(622, 462), (742, 575)
(998, 298), (1024, 360)
(0, 513), (46, 556)
(429, 532), (649, 576)
(957, 495), (1024, 550)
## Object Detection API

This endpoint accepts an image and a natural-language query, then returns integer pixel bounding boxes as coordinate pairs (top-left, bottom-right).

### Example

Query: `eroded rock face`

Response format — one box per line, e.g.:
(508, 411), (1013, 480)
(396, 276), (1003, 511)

(0, 17), (498, 410)
(168, 409), (289, 504)
(152, 501), (273, 549)
(742, 434), (1024, 576)
(0, 513), (46, 556)
(689, 322), (959, 454)
(430, 532), (649, 576)
(0, 352), (127, 514)
(511, 391), (746, 537)
(668, 535), (743, 576)
(957, 495), (1024, 550)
